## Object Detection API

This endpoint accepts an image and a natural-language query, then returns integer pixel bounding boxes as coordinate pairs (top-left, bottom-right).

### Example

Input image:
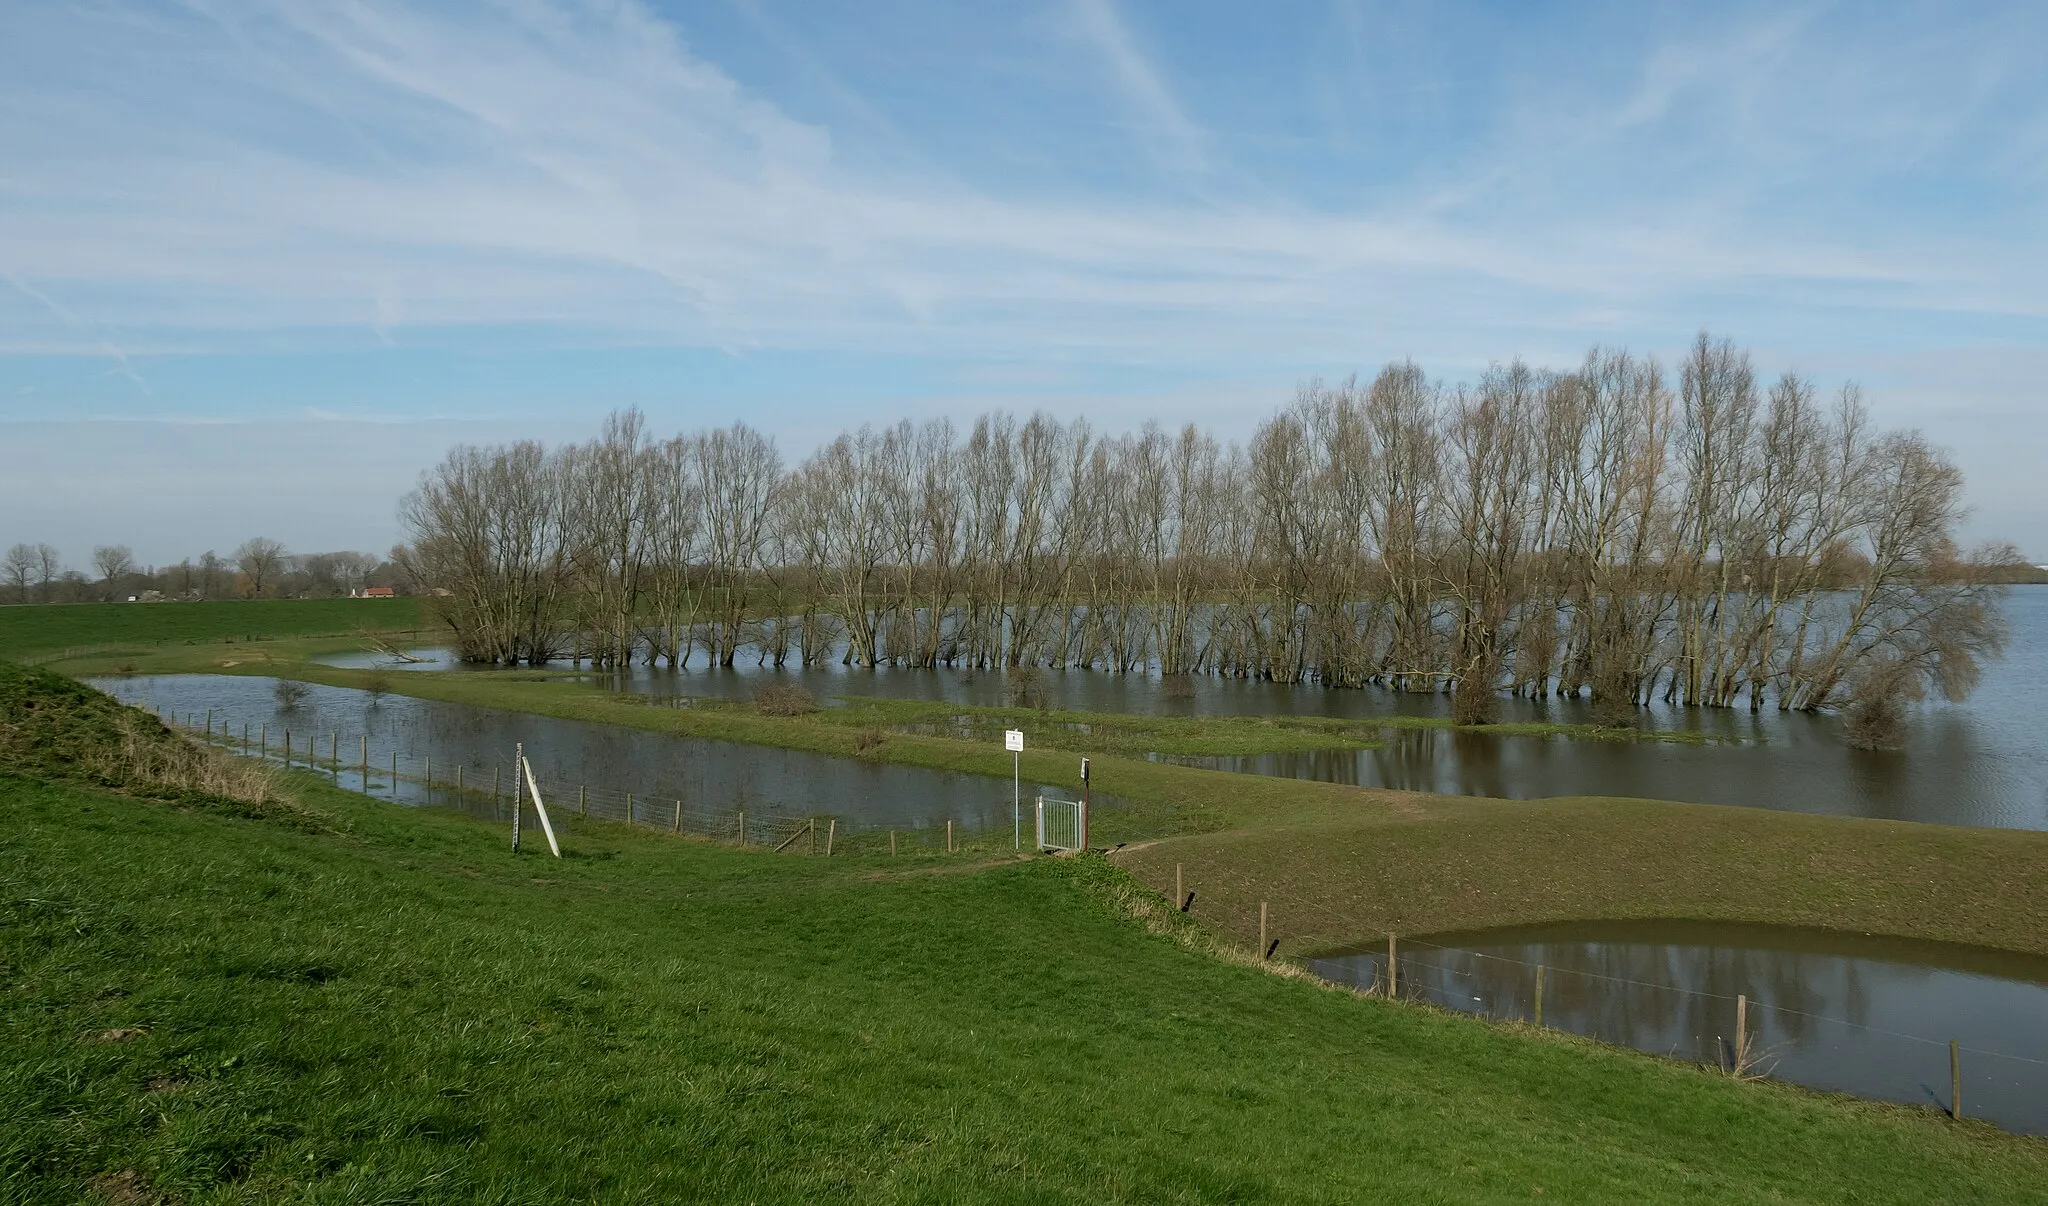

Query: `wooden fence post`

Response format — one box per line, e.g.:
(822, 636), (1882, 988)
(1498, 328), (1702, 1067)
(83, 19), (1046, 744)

(1534, 965), (1545, 1027)
(283, 729), (291, 767)
(672, 798), (681, 833)
(457, 763), (464, 793)
(331, 731), (338, 769)
(1175, 863), (1183, 909)
(580, 784), (587, 817)
(947, 820), (954, 853)
(391, 750), (398, 791)
(205, 708), (213, 736)
(1258, 902), (1269, 960)
(259, 724), (267, 756)
(1951, 1040), (1963, 1119)
(738, 809), (746, 845)
(626, 791), (633, 825)
(826, 818), (836, 856)
(890, 830), (897, 856)
(1735, 995), (1748, 1075)
(1387, 934), (1398, 998)
(360, 735), (368, 780)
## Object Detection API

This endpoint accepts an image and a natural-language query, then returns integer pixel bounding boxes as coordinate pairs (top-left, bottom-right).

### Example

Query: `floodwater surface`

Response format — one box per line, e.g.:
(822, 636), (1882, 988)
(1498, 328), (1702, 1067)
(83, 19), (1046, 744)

(1311, 920), (2048, 1136)
(98, 675), (1091, 837)
(315, 587), (2048, 830)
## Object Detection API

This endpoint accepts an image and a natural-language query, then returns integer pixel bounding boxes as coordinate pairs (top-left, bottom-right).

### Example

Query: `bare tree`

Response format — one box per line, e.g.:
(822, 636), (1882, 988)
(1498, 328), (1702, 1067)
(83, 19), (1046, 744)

(198, 550), (226, 600)
(33, 544), (61, 603)
(3, 543), (35, 603)
(92, 545), (136, 599)
(381, 335), (2008, 745)
(236, 537), (287, 598)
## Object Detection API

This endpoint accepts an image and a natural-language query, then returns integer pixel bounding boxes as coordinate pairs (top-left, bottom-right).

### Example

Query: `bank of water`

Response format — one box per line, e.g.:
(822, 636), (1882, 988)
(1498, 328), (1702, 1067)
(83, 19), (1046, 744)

(96, 675), (1092, 839)
(1312, 921), (2048, 1136)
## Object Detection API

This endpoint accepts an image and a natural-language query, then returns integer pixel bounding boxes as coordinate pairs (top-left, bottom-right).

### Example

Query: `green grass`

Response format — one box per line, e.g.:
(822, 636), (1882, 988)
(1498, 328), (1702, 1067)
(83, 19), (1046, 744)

(9, 773), (2048, 1203)
(0, 598), (426, 662)
(1115, 797), (2048, 960)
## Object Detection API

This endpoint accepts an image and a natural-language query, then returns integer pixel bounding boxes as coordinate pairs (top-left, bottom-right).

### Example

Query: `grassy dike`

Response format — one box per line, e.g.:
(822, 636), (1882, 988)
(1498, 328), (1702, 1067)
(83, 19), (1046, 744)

(7, 770), (2048, 1202)
(0, 598), (427, 665)
(85, 657), (2048, 962)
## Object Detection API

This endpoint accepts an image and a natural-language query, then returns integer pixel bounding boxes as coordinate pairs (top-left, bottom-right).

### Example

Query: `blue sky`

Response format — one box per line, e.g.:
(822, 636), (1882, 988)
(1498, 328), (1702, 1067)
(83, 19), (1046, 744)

(3, 0), (2045, 563)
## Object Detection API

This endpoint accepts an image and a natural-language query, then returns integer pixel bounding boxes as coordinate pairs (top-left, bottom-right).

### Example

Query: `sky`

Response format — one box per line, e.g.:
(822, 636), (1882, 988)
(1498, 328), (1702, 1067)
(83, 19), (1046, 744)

(2, 0), (2045, 565)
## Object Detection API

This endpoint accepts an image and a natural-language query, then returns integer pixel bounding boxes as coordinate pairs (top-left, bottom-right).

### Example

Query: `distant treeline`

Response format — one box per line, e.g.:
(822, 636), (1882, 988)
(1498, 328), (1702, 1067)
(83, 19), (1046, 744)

(401, 335), (2014, 742)
(0, 538), (406, 605)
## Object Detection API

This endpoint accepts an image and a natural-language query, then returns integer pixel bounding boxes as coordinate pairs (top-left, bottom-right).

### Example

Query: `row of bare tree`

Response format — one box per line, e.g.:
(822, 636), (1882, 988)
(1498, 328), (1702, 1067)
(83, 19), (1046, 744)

(1, 538), (397, 603)
(399, 337), (2011, 735)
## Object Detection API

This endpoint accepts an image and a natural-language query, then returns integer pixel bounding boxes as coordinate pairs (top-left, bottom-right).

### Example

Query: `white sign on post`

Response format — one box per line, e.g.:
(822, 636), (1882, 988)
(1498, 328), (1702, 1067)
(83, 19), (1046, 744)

(1005, 729), (1024, 850)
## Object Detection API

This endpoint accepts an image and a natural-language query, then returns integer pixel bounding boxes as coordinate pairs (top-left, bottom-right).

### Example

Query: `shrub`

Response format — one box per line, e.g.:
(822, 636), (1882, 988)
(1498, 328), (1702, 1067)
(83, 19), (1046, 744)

(754, 682), (819, 717)
(274, 679), (311, 711)
(852, 727), (887, 758)
(1006, 666), (1050, 711)
(1843, 663), (1914, 752)
(361, 670), (391, 706)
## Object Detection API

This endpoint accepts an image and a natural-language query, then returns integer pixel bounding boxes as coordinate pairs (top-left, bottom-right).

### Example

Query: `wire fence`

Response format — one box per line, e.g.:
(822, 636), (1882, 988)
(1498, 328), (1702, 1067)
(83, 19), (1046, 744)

(147, 703), (997, 857)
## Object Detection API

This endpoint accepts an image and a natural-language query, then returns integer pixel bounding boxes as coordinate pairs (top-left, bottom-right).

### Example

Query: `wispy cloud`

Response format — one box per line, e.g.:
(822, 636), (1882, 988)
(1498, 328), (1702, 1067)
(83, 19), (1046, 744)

(1, 272), (153, 395)
(0, 0), (2041, 369)
(1062, 0), (1208, 175)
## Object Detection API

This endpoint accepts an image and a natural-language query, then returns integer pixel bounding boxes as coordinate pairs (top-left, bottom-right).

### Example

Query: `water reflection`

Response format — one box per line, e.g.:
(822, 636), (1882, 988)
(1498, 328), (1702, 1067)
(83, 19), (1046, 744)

(96, 675), (1092, 836)
(307, 589), (2048, 830)
(1312, 920), (2048, 1135)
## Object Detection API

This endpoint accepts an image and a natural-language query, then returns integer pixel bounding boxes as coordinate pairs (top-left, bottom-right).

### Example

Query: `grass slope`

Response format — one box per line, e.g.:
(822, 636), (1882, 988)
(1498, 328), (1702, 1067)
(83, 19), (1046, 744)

(0, 598), (425, 662)
(6, 773), (2048, 1203)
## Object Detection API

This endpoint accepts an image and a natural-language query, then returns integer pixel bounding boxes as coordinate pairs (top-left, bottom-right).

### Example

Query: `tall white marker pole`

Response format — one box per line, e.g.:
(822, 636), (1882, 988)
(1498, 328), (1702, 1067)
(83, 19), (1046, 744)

(1005, 728), (1024, 851)
(521, 755), (563, 859)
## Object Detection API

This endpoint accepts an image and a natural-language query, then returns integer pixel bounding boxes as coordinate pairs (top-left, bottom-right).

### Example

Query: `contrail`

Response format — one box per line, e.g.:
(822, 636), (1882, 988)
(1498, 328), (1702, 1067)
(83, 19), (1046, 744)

(2, 270), (155, 396)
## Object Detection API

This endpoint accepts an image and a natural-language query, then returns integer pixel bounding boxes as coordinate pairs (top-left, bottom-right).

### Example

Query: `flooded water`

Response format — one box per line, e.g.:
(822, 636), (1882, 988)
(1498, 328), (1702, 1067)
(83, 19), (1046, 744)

(96, 675), (1094, 838)
(317, 587), (2048, 830)
(1311, 921), (2048, 1135)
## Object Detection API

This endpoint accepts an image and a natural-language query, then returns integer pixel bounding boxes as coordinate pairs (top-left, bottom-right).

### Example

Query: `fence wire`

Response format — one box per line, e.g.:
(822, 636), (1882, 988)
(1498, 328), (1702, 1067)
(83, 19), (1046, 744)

(145, 704), (976, 856)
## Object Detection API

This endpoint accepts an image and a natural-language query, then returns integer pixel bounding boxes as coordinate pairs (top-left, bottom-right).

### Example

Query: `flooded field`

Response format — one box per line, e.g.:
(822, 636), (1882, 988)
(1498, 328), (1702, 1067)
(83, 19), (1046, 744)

(317, 587), (2048, 830)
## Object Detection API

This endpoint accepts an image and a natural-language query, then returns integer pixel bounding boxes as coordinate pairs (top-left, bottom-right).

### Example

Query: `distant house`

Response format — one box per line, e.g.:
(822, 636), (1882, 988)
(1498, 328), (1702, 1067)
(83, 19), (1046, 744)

(351, 586), (398, 599)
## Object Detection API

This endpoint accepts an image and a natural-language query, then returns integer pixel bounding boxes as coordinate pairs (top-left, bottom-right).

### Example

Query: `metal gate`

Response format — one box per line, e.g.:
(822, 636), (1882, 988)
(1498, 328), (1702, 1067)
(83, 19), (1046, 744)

(1034, 793), (1087, 852)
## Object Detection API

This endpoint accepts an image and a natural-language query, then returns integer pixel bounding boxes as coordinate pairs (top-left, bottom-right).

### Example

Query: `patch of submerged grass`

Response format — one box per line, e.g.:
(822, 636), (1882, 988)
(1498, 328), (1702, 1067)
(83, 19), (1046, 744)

(6, 773), (2048, 1202)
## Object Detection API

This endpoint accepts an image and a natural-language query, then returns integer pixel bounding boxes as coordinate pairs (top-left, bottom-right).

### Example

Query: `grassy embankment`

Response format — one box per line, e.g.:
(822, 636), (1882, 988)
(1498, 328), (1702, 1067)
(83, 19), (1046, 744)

(24, 601), (2048, 963)
(0, 597), (427, 667)
(5, 667), (2048, 1201)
